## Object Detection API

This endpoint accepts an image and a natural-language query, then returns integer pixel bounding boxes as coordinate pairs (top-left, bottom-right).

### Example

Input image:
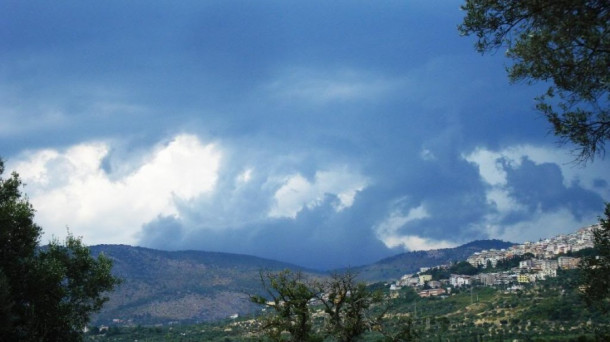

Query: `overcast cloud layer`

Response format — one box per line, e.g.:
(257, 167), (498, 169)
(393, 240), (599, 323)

(2, 1), (608, 270)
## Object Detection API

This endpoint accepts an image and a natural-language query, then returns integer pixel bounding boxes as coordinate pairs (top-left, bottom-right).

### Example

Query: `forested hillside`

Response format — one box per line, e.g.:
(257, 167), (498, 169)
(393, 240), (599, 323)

(89, 245), (324, 325)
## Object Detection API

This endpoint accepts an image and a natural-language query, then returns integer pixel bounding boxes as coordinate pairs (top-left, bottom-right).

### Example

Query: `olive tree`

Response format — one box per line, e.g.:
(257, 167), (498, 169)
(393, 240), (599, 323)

(252, 269), (385, 342)
(314, 271), (384, 342)
(250, 269), (318, 341)
(0, 159), (121, 341)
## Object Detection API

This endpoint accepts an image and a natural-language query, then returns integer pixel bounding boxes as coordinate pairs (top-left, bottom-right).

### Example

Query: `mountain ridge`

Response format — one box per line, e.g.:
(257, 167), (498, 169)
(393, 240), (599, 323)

(348, 239), (514, 281)
(89, 244), (324, 325)
(89, 239), (513, 325)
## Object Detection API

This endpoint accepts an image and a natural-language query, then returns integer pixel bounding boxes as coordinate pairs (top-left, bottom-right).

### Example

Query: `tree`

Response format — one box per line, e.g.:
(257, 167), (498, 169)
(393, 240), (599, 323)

(459, 0), (610, 162)
(0, 270), (14, 337)
(315, 271), (384, 342)
(250, 269), (318, 341)
(459, 3), (610, 330)
(449, 261), (478, 276)
(252, 270), (385, 342)
(579, 203), (610, 312)
(0, 159), (121, 341)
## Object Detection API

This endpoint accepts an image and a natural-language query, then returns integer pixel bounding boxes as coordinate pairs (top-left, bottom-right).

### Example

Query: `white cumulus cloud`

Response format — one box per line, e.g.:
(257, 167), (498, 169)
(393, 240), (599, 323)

(480, 208), (587, 243)
(463, 144), (609, 242)
(269, 167), (368, 218)
(8, 134), (221, 245)
(465, 145), (610, 195)
(374, 203), (456, 251)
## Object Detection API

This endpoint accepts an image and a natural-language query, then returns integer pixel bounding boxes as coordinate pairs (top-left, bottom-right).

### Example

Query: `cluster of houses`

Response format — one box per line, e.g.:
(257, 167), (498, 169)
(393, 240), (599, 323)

(390, 224), (598, 298)
(466, 225), (596, 268)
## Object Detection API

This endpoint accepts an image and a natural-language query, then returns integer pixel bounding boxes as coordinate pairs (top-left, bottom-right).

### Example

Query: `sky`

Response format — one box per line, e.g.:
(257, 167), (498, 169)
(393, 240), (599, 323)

(1, 0), (609, 270)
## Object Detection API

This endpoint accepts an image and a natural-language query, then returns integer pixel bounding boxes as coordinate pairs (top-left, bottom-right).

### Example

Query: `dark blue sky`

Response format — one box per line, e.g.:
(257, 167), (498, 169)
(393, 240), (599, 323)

(1, 0), (608, 270)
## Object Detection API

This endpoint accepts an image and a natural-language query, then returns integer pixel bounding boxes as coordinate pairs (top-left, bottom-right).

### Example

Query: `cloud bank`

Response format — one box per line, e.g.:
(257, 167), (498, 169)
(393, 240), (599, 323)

(2, 0), (609, 269)
(8, 135), (607, 269)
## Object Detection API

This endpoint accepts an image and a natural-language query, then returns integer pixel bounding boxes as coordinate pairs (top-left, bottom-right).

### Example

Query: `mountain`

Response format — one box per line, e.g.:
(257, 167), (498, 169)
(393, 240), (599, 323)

(351, 240), (514, 282)
(89, 245), (324, 326)
(89, 240), (513, 326)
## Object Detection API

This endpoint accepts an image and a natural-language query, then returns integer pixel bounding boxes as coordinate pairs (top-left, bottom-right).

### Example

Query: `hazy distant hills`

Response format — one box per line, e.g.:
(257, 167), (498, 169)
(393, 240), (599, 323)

(352, 239), (514, 282)
(89, 240), (513, 325)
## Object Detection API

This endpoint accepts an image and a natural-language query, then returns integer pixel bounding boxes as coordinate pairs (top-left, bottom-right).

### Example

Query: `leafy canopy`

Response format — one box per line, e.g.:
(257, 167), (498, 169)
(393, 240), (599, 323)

(251, 269), (384, 342)
(314, 271), (384, 342)
(0, 159), (121, 342)
(251, 270), (317, 341)
(459, 0), (610, 162)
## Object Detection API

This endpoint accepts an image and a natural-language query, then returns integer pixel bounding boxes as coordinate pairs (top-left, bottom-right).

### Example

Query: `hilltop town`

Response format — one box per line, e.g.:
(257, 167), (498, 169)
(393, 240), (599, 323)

(88, 223), (608, 341)
(391, 224), (599, 298)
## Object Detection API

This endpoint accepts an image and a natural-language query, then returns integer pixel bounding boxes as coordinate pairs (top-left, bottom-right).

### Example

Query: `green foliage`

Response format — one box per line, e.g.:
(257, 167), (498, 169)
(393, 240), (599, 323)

(459, 0), (610, 161)
(522, 287), (588, 322)
(316, 271), (384, 342)
(0, 269), (15, 337)
(0, 159), (121, 341)
(450, 261), (478, 276)
(580, 203), (610, 312)
(90, 244), (321, 325)
(251, 269), (317, 341)
(490, 253), (535, 272)
(459, 0), (610, 329)
(421, 267), (449, 280)
(251, 270), (385, 342)
(89, 270), (610, 342)
(422, 261), (482, 280)
(377, 317), (419, 342)
(566, 247), (597, 258)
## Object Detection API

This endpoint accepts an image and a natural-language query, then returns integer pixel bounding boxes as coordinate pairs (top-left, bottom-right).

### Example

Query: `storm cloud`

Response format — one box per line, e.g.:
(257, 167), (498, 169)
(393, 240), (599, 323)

(2, 0), (608, 269)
